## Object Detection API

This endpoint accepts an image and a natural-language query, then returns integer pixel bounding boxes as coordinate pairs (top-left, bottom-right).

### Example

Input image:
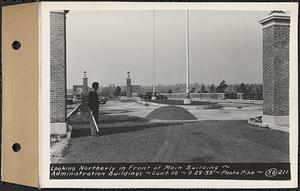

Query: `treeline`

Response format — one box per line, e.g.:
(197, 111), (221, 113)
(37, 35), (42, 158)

(99, 80), (263, 100)
(225, 83), (263, 100)
(142, 81), (263, 100)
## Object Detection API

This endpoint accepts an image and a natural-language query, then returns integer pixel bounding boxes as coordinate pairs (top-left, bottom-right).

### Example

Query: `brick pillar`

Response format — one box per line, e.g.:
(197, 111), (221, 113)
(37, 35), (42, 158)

(83, 71), (88, 94)
(81, 71), (89, 113)
(50, 11), (68, 135)
(126, 72), (132, 97)
(260, 11), (290, 126)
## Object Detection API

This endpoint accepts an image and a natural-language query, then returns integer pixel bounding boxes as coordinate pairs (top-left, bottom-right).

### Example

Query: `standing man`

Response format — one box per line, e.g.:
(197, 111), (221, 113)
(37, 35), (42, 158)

(88, 82), (100, 124)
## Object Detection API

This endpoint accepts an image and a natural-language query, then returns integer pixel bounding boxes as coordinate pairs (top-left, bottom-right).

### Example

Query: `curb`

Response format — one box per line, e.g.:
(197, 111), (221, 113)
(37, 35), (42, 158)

(248, 118), (289, 133)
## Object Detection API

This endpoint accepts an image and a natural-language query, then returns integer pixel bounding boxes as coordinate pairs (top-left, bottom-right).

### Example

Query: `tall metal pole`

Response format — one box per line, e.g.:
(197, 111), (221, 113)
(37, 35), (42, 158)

(152, 10), (157, 100)
(186, 9), (189, 95)
(184, 9), (191, 104)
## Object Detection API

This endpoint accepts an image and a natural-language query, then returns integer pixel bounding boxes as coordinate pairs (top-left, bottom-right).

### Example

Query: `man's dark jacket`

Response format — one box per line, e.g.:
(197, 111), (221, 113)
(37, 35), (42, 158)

(88, 91), (99, 123)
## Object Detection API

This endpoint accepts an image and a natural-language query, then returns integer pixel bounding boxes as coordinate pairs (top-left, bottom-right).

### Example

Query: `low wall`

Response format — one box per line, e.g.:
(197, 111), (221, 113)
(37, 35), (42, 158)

(133, 93), (262, 105)
(160, 93), (225, 100)
(223, 99), (262, 105)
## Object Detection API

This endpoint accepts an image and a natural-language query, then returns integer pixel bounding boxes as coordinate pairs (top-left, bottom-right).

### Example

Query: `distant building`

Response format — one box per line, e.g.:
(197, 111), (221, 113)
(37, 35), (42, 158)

(109, 84), (116, 88)
(131, 85), (142, 93)
(73, 85), (83, 97)
(125, 72), (141, 97)
(72, 71), (92, 98)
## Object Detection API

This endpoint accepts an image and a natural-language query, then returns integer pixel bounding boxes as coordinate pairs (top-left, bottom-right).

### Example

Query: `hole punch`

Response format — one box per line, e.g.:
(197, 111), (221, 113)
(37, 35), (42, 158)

(11, 41), (21, 50)
(12, 143), (21, 152)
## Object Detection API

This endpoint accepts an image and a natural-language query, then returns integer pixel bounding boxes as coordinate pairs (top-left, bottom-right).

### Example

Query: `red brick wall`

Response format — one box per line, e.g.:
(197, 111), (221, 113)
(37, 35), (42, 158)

(50, 12), (66, 123)
(263, 25), (289, 116)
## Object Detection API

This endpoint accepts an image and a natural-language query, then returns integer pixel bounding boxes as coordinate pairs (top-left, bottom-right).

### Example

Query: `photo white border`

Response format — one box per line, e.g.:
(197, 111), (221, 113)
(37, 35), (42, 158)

(40, 2), (298, 188)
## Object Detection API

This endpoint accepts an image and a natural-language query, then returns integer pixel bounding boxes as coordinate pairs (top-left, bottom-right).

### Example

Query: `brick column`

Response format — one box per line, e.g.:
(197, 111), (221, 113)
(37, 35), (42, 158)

(81, 71), (89, 113)
(50, 11), (68, 135)
(126, 72), (132, 98)
(260, 11), (290, 126)
(83, 71), (88, 94)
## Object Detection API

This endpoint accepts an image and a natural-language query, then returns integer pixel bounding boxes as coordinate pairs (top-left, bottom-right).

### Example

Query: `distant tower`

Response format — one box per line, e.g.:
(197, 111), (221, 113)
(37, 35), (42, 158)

(81, 71), (89, 113)
(126, 71), (132, 97)
(83, 71), (88, 95)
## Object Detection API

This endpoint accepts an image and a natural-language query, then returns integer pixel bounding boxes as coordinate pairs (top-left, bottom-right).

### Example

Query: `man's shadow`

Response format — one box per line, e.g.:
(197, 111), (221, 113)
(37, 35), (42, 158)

(70, 113), (178, 138)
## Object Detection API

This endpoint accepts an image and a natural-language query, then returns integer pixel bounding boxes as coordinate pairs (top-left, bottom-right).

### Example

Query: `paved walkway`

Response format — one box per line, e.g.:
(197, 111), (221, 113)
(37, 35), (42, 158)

(101, 101), (262, 120)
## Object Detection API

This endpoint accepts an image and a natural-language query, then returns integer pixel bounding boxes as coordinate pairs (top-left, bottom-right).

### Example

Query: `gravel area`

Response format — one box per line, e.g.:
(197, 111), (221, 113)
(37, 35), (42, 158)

(50, 136), (70, 163)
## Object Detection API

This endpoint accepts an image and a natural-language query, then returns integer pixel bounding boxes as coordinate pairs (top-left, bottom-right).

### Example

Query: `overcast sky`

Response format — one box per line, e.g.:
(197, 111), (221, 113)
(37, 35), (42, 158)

(66, 10), (268, 88)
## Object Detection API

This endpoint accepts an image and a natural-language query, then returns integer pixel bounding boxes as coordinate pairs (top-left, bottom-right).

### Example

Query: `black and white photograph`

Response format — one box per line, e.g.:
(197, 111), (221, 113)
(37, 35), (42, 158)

(43, 2), (298, 188)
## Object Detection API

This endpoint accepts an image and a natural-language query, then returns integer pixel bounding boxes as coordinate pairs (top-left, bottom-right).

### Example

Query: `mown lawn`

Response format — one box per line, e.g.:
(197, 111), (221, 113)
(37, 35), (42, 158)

(58, 119), (289, 163)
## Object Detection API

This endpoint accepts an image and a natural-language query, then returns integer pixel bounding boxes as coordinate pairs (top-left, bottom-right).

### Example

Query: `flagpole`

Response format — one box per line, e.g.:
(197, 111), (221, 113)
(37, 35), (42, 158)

(184, 9), (191, 104)
(152, 10), (157, 100)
